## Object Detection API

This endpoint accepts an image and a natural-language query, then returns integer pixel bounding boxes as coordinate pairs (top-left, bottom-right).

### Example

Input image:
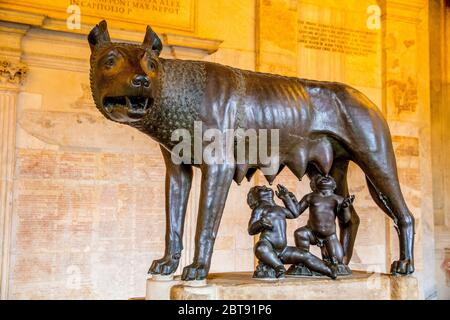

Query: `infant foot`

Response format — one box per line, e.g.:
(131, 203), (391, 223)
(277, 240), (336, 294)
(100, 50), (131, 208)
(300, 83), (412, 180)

(275, 265), (287, 279)
(329, 264), (338, 280)
(328, 256), (339, 280)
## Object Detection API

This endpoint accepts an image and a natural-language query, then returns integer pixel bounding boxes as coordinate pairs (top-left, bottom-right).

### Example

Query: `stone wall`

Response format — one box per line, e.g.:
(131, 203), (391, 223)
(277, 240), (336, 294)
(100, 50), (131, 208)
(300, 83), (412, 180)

(382, 0), (435, 298)
(0, 0), (443, 299)
(255, 0), (437, 299)
(0, 0), (256, 300)
(430, 0), (450, 300)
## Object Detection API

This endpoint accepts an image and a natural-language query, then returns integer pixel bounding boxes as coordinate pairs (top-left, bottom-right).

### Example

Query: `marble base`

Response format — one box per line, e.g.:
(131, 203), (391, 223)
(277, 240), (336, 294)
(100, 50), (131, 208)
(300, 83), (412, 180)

(146, 271), (419, 300)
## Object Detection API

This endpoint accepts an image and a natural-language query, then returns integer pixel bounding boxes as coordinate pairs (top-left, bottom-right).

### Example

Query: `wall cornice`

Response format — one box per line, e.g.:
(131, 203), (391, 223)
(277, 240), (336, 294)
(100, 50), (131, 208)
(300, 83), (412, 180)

(0, 7), (222, 67)
(163, 33), (223, 60)
(382, 0), (428, 24)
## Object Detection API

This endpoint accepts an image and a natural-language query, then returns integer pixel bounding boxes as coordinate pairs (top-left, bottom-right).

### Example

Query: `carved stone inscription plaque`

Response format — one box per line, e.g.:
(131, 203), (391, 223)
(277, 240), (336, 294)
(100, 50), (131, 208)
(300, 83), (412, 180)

(0, 0), (196, 32)
(298, 20), (377, 57)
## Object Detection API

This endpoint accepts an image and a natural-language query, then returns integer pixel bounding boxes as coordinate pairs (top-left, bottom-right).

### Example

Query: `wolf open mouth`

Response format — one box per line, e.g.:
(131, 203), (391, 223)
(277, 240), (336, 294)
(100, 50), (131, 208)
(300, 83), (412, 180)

(103, 96), (153, 115)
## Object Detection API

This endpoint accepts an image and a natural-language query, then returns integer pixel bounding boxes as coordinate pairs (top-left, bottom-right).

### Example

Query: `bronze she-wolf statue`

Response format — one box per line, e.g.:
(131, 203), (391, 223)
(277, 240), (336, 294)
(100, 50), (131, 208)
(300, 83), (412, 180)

(88, 20), (414, 280)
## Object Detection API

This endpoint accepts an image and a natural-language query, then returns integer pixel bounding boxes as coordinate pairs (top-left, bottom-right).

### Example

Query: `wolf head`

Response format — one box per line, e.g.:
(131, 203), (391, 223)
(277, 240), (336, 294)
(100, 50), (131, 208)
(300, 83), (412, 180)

(88, 20), (163, 124)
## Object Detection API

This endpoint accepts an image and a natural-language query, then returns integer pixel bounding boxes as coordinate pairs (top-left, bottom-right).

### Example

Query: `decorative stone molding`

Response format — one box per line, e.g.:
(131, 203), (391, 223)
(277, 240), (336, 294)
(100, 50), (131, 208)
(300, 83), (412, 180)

(0, 5), (222, 63)
(0, 1), (197, 34)
(0, 60), (27, 87)
(19, 28), (222, 72)
(162, 33), (223, 60)
(0, 8), (45, 27)
(382, 0), (428, 24)
(0, 22), (29, 62)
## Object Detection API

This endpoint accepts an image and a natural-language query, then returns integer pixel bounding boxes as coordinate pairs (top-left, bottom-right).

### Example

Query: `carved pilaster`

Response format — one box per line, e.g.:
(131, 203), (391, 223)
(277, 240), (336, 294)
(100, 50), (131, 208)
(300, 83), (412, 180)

(0, 59), (26, 299)
(256, 0), (299, 76)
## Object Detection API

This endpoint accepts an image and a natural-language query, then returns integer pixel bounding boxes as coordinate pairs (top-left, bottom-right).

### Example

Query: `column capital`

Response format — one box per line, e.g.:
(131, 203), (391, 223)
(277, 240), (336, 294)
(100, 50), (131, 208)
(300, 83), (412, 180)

(0, 59), (27, 91)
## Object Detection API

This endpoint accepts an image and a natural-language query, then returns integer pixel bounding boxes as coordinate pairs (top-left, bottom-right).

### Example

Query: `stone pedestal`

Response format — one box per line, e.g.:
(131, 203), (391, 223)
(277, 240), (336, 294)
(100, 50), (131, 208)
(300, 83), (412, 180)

(146, 271), (419, 300)
(146, 275), (183, 301)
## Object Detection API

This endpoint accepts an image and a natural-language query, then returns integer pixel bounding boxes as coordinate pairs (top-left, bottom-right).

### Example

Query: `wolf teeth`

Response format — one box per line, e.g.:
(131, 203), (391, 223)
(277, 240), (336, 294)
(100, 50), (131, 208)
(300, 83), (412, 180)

(125, 96), (132, 109)
(104, 96), (149, 113)
(105, 104), (113, 113)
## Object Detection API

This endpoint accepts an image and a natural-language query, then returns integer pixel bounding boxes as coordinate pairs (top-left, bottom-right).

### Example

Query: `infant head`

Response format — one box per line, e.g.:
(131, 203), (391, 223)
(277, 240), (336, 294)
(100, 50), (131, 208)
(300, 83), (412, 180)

(247, 186), (274, 209)
(310, 175), (336, 192)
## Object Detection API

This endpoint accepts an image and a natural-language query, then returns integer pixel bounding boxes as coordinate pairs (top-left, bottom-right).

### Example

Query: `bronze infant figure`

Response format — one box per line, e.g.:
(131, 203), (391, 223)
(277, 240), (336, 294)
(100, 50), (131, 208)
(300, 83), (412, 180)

(277, 176), (354, 276)
(88, 20), (414, 280)
(247, 186), (339, 280)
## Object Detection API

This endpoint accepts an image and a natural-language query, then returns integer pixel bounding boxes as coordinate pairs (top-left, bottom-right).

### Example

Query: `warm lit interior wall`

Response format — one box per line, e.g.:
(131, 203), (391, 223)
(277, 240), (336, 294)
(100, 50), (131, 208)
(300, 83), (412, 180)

(430, 0), (450, 300)
(1, 0), (257, 300)
(296, 0), (385, 274)
(382, 0), (436, 298)
(0, 0), (444, 299)
(255, 0), (437, 299)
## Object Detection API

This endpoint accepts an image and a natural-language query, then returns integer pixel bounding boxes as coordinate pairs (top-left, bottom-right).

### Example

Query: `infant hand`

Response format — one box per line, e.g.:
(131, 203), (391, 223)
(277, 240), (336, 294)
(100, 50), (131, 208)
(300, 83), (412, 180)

(342, 195), (355, 208)
(275, 184), (289, 199)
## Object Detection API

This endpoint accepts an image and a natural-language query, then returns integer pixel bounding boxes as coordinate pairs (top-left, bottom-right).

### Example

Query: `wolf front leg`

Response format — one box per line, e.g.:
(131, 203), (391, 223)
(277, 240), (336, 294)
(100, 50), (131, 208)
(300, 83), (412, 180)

(149, 146), (193, 276)
(181, 164), (235, 281)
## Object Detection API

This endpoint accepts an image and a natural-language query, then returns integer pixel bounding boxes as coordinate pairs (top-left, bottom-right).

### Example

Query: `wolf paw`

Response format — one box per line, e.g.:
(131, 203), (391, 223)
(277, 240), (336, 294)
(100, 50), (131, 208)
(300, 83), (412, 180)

(148, 254), (180, 275)
(390, 259), (414, 275)
(181, 263), (208, 281)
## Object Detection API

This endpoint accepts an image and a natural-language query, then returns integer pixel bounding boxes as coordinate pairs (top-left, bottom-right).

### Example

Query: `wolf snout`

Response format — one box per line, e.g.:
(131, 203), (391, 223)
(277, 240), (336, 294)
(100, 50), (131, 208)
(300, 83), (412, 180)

(131, 74), (150, 88)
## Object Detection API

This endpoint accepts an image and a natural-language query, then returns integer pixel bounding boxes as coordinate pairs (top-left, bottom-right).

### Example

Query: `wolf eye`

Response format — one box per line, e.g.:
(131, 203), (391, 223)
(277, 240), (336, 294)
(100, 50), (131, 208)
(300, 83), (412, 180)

(104, 57), (116, 68)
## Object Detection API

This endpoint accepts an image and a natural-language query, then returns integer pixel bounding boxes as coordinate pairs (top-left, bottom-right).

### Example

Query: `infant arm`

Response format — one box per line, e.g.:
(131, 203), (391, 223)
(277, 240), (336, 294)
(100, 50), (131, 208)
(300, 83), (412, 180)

(338, 206), (352, 224)
(283, 207), (296, 219)
(281, 194), (309, 218)
(337, 195), (355, 224)
(248, 207), (266, 235)
(296, 194), (311, 217)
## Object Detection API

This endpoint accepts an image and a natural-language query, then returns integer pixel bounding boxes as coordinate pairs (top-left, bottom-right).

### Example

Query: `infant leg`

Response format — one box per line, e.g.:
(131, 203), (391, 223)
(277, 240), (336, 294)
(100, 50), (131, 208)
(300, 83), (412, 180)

(294, 226), (316, 251)
(281, 247), (336, 279)
(325, 234), (344, 264)
(254, 240), (285, 269)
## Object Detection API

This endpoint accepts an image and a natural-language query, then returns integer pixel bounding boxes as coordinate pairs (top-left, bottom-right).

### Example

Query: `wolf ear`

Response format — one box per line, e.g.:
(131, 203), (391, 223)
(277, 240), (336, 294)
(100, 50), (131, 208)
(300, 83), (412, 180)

(142, 25), (162, 56)
(88, 20), (111, 52)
